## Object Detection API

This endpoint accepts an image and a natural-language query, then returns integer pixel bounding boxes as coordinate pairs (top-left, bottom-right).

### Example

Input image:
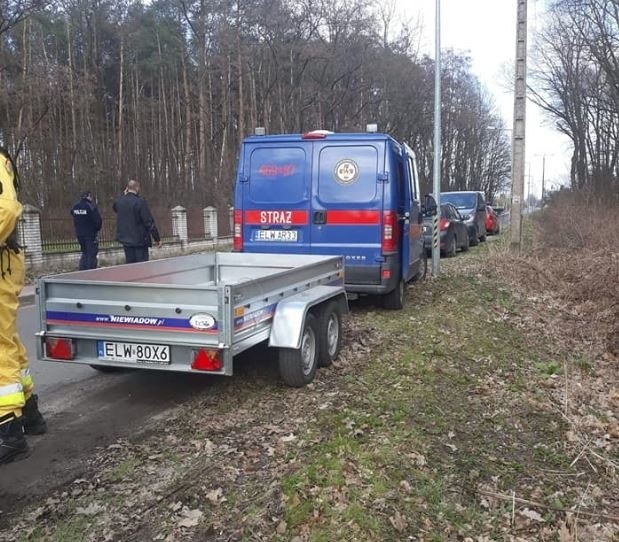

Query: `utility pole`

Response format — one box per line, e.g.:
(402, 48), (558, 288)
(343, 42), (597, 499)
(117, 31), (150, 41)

(432, 0), (442, 276)
(541, 154), (546, 205)
(510, 0), (527, 253)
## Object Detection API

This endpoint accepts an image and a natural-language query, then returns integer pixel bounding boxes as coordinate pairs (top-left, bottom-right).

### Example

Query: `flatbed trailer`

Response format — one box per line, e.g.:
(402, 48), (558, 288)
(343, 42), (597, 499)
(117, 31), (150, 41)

(35, 252), (347, 387)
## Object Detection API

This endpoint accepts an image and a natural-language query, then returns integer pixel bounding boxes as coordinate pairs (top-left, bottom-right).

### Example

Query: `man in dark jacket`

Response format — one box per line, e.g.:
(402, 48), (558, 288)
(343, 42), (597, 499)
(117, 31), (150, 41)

(113, 180), (161, 264)
(71, 190), (102, 270)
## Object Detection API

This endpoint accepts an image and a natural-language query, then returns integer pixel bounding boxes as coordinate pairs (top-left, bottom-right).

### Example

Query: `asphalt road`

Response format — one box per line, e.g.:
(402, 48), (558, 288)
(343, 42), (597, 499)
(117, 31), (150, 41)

(0, 302), (217, 519)
(18, 305), (95, 396)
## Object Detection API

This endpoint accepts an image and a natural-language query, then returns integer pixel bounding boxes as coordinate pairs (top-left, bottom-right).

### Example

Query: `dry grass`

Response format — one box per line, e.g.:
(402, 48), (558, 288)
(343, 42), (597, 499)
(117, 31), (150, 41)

(485, 192), (619, 533)
(493, 191), (618, 357)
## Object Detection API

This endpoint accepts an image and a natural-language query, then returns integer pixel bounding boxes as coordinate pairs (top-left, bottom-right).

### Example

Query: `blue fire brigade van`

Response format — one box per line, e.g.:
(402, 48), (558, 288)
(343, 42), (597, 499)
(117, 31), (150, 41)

(233, 128), (435, 309)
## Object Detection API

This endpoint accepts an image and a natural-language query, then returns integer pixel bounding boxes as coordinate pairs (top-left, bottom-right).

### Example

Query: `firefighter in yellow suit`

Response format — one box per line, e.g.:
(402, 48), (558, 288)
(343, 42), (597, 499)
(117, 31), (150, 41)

(0, 146), (47, 465)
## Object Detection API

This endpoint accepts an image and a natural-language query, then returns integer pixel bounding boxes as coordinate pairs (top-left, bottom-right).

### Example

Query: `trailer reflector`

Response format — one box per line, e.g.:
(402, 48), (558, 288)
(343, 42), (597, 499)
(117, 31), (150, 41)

(192, 349), (222, 371)
(45, 338), (75, 360)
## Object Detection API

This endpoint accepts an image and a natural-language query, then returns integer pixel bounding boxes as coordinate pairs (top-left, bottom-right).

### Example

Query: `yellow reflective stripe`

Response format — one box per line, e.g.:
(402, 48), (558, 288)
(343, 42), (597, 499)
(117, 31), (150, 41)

(20, 369), (32, 388)
(0, 383), (22, 397)
(0, 392), (24, 407)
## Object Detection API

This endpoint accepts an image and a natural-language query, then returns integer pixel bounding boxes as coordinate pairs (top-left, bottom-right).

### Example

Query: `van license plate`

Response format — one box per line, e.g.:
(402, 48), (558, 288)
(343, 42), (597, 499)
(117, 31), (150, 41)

(96, 341), (171, 364)
(254, 230), (298, 242)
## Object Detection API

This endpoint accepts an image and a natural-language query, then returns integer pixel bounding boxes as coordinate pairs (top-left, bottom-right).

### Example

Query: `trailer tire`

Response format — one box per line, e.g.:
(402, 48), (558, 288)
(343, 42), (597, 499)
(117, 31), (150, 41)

(278, 313), (319, 387)
(317, 301), (342, 367)
(383, 279), (405, 310)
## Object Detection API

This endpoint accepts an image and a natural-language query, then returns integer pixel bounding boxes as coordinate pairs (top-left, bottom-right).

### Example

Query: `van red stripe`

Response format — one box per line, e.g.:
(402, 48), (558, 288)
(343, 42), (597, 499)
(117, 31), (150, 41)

(244, 210), (309, 225)
(326, 210), (380, 225)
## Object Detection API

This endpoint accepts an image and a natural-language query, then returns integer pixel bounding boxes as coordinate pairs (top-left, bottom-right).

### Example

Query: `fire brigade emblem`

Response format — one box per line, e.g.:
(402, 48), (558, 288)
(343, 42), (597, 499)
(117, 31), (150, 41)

(334, 159), (359, 185)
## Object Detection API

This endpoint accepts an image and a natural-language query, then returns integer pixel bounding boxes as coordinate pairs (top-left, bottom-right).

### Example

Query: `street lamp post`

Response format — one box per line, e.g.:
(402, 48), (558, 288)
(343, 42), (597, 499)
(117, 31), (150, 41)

(432, 0), (441, 276)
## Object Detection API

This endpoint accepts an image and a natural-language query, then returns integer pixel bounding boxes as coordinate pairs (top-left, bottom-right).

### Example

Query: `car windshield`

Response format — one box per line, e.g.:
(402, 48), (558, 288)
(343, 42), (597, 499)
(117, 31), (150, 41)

(441, 193), (476, 210)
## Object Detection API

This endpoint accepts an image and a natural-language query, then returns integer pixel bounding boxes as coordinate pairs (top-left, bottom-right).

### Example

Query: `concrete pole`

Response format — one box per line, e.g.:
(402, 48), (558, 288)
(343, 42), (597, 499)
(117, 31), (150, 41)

(541, 155), (546, 204)
(432, 0), (442, 276)
(510, 0), (527, 253)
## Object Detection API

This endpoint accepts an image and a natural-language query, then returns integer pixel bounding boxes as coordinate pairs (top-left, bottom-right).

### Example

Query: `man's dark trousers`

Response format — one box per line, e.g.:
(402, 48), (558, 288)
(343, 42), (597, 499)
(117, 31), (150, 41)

(78, 238), (98, 270)
(123, 246), (149, 264)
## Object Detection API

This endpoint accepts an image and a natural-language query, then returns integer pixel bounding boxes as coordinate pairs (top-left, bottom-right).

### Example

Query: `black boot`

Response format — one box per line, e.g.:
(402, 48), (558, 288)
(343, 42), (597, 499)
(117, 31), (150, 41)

(22, 394), (47, 435)
(0, 416), (29, 465)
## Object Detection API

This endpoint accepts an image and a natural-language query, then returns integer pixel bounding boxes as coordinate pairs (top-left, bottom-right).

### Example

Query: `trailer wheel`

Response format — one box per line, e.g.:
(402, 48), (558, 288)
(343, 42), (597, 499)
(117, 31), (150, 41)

(383, 279), (405, 310)
(278, 313), (319, 387)
(317, 301), (342, 367)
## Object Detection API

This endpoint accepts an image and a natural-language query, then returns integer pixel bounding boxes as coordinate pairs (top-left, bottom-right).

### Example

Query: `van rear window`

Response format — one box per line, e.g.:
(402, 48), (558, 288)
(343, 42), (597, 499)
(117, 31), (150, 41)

(249, 147), (307, 203)
(317, 145), (378, 203)
(441, 193), (477, 210)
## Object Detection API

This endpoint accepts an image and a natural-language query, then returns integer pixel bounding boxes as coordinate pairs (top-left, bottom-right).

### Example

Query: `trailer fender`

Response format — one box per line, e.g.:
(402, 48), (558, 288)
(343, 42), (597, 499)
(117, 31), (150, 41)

(269, 285), (348, 349)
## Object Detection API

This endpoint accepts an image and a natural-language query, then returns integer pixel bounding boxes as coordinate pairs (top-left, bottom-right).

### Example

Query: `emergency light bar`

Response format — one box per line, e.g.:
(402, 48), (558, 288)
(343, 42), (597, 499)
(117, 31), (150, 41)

(366, 123), (378, 133)
(255, 127), (266, 136)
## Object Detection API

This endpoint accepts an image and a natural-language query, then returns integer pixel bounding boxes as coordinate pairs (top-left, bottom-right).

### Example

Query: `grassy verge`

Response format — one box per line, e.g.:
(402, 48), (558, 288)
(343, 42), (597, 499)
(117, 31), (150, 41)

(5, 242), (617, 542)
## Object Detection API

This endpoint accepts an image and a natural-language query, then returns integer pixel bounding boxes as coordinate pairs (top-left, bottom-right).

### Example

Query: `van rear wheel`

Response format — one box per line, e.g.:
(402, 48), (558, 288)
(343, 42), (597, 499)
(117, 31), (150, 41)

(278, 313), (319, 387)
(383, 279), (405, 310)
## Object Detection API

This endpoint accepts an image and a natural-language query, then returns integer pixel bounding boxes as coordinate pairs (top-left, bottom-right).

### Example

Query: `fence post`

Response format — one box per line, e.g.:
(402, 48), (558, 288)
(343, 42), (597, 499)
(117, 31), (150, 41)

(171, 205), (188, 249)
(228, 205), (234, 236)
(203, 206), (218, 239)
(19, 204), (43, 268)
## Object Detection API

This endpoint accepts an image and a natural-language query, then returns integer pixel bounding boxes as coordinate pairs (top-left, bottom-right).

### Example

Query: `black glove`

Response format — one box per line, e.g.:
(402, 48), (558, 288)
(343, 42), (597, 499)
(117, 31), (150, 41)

(6, 229), (21, 253)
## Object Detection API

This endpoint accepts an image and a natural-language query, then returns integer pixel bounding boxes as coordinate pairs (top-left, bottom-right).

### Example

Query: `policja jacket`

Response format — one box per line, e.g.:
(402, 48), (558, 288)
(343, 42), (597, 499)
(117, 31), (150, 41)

(113, 192), (161, 248)
(71, 194), (102, 239)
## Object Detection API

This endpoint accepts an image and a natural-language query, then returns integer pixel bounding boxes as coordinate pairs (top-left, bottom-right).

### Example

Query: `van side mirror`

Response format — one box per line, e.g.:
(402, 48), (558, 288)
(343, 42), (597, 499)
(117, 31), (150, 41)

(422, 194), (438, 216)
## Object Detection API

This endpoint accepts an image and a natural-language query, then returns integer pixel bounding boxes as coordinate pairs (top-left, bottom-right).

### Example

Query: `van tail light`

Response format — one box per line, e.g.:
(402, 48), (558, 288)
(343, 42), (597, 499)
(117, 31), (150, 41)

(45, 338), (75, 360)
(439, 218), (450, 231)
(382, 211), (398, 253)
(192, 349), (222, 372)
(233, 210), (243, 251)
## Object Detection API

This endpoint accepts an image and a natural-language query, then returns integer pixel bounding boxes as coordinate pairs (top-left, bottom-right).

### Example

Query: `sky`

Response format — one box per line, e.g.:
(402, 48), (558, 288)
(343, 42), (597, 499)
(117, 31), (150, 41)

(399, 0), (572, 198)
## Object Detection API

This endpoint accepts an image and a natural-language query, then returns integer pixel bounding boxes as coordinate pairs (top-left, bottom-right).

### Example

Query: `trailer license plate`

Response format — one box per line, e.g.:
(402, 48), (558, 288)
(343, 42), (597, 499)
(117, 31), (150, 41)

(254, 230), (298, 242)
(96, 341), (171, 364)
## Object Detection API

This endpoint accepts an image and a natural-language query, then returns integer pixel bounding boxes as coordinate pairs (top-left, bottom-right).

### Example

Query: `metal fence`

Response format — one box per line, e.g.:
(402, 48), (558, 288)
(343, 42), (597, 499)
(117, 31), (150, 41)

(40, 212), (174, 254)
(40, 215), (121, 253)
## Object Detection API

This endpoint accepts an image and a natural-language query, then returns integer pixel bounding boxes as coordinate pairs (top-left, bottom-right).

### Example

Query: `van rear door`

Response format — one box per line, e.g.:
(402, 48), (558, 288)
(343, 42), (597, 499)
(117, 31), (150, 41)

(310, 141), (384, 285)
(241, 142), (312, 253)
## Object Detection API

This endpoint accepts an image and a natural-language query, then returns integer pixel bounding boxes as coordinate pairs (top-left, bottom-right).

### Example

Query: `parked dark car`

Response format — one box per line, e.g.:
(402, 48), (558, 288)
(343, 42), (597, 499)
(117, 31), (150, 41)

(440, 191), (487, 246)
(423, 203), (470, 257)
(485, 205), (500, 235)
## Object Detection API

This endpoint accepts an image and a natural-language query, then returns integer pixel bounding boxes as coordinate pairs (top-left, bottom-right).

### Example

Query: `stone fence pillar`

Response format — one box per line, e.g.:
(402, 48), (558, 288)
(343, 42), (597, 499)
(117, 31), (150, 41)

(19, 204), (43, 268)
(171, 205), (188, 249)
(203, 206), (218, 239)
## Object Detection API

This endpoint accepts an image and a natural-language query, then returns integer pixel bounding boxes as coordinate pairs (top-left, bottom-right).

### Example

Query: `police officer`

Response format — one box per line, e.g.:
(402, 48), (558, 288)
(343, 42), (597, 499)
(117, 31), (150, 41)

(113, 180), (161, 264)
(71, 190), (102, 270)
(0, 146), (47, 465)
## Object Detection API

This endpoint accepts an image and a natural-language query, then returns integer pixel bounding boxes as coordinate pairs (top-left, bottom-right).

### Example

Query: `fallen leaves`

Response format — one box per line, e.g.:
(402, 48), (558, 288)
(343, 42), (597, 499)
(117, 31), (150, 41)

(389, 510), (407, 532)
(519, 508), (545, 523)
(176, 508), (203, 528)
(75, 503), (105, 516)
(205, 487), (225, 505)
